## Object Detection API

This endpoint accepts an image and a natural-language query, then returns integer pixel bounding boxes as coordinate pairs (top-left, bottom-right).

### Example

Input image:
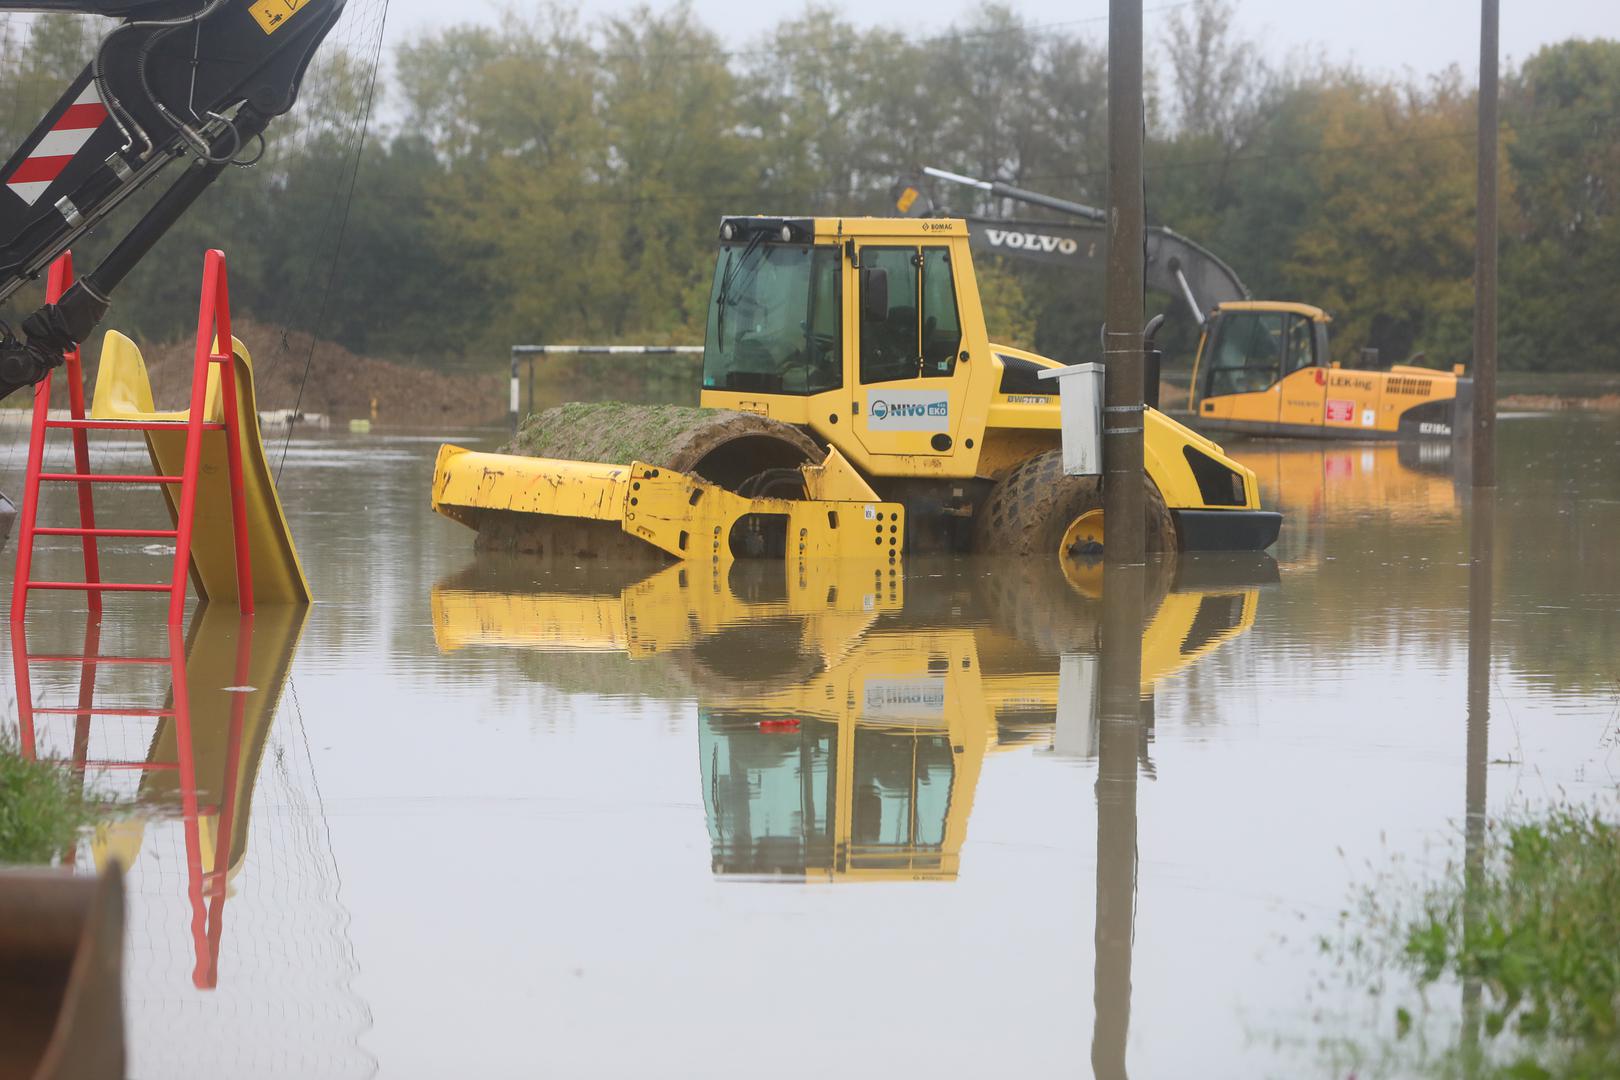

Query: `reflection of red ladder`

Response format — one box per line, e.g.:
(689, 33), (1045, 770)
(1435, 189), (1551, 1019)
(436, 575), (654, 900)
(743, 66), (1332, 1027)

(9, 249), (254, 626)
(10, 612), (255, 989)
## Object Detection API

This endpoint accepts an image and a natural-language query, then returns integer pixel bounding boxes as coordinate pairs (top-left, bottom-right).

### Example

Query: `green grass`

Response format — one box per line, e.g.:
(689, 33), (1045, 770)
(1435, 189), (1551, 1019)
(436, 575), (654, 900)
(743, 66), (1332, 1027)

(506, 401), (726, 463)
(1326, 806), (1620, 1078)
(0, 735), (95, 865)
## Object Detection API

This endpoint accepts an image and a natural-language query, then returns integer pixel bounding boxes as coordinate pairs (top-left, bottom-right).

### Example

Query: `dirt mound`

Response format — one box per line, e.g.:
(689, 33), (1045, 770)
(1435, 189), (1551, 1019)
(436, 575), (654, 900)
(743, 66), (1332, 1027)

(42, 320), (504, 427)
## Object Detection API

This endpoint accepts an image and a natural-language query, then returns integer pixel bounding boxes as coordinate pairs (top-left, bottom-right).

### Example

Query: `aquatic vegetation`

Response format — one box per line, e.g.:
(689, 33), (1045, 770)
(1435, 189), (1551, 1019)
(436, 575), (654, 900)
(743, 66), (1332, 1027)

(1325, 806), (1620, 1078)
(0, 736), (93, 866)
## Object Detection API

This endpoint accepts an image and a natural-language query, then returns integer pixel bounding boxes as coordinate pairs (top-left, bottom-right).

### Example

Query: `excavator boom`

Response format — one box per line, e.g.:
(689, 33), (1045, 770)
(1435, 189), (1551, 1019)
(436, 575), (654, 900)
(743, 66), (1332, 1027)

(0, 0), (345, 400)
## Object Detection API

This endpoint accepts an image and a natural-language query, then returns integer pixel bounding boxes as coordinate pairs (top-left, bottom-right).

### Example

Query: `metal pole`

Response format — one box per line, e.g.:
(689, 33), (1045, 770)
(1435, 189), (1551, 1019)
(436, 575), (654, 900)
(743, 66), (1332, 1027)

(1104, 0), (1146, 565)
(528, 354), (535, 416)
(509, 347), (520, 434)
(1472, 0), (1499, 488)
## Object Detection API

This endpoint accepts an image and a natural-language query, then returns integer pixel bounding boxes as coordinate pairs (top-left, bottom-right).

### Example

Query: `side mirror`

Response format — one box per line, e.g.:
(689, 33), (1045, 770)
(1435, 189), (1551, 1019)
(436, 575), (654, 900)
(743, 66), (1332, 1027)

(861, 267), (889, 321)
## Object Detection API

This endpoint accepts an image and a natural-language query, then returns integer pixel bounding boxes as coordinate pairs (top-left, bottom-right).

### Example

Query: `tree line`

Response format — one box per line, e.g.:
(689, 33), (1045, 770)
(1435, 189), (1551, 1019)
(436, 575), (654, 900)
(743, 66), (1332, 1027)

(4, 1), (1619, 374)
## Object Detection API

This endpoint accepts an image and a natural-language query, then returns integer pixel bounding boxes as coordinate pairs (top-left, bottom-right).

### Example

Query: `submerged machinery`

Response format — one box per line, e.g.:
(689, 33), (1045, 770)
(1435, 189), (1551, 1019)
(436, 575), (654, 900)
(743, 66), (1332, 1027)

(434, 215), (1283, 566)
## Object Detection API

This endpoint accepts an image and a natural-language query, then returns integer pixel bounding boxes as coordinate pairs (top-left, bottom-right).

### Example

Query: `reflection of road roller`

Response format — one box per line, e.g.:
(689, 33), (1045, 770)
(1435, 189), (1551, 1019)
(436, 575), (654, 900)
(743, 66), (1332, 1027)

(430, 555), (1269, 882)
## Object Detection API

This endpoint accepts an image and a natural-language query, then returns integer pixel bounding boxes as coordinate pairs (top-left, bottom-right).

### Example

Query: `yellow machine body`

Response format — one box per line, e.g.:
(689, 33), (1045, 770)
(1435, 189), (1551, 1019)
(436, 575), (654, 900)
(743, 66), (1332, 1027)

(1188, 301), (1467, 440)
(432, 444), (905, 563)
(432, 215), (1281, 559)
(696, 217), (1264, 514)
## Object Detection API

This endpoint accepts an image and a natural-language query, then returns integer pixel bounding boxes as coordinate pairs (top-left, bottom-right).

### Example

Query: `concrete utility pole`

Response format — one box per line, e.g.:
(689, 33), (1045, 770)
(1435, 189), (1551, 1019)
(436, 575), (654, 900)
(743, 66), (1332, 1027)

(1473, 0), (1499, 487)
(1103, 0), (1146, 566)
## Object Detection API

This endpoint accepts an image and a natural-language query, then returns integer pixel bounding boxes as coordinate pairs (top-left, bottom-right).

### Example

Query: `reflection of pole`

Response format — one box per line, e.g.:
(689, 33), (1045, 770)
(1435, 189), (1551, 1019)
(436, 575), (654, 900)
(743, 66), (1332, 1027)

(1462, 491), (1494, 1062)
(1104, 0), (1146, 566)
(1093, 561), (1144, 1079)
(1472, 0), (1499, 487)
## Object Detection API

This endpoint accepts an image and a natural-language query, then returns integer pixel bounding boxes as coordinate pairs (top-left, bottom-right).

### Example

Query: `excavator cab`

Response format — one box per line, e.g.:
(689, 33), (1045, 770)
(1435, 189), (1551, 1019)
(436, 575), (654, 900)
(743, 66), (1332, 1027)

(1191, 302), (1331, 415)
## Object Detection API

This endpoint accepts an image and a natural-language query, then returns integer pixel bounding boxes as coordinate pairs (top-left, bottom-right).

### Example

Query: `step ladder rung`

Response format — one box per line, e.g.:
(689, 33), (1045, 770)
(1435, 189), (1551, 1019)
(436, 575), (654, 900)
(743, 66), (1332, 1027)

(44, 419), (227, 432)
(27, 581), (171, 592)
(38, 472), (184, 484)
(27, 654), (172, 665)
(74, 761), (180, 771)
(34, 527), (179, 538)
(31, 705), (176, 717)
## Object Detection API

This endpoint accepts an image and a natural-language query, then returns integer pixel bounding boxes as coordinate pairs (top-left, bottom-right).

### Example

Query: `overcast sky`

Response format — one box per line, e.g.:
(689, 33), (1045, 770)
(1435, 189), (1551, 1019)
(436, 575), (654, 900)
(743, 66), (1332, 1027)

(377, 0), (1620, 81)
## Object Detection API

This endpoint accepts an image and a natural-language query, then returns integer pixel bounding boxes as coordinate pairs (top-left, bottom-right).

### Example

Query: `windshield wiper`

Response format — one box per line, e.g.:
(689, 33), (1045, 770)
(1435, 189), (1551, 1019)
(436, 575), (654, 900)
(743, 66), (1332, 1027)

(716, 231), (765, 350)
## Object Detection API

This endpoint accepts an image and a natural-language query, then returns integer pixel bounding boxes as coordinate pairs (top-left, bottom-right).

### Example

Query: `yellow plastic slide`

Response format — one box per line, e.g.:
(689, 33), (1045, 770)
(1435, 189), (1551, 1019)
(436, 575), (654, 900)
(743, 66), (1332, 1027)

(89, 330), (311, 606)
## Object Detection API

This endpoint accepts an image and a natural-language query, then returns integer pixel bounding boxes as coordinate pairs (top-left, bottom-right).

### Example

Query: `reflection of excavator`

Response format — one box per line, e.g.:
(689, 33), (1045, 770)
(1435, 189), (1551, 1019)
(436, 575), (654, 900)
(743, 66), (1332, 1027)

(430, 555), (1270, 882)
(1247, 441), (1460, 524)
(11, 603), (307, 988)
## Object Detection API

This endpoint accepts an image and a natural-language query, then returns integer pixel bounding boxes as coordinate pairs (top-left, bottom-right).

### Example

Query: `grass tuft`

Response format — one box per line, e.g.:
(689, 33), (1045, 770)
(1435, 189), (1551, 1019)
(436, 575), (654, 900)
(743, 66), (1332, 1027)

(1393, 809), (1620, 1076)
(0, 734), (95, 866)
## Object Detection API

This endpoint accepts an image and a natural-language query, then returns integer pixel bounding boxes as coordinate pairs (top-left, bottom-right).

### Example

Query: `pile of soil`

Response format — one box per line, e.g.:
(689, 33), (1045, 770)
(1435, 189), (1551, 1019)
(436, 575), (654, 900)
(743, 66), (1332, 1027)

(46, 320), (505, 427)
(507, 402), (820, 471)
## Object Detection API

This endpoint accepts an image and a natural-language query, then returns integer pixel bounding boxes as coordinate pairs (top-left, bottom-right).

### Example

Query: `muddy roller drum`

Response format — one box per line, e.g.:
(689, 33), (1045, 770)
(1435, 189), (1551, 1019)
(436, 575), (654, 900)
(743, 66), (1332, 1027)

(472, 403), (823, 559)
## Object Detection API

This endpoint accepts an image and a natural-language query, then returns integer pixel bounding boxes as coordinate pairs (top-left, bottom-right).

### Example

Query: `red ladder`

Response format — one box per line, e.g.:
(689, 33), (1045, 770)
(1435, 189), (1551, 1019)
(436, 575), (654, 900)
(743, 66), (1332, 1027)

(10, 249), (255, 626)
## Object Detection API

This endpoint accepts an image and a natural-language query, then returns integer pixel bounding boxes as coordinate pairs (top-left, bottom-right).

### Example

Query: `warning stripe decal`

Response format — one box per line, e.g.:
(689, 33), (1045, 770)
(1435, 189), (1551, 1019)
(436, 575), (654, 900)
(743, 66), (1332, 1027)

(6, 83), (109, 207)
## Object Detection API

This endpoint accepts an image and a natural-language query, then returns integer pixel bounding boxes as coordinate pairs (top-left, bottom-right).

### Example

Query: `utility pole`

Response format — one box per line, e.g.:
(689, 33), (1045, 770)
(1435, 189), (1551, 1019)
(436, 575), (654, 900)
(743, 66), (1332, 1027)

(1104, 0), (1146, 566)
(1472, 0), (1499, 487)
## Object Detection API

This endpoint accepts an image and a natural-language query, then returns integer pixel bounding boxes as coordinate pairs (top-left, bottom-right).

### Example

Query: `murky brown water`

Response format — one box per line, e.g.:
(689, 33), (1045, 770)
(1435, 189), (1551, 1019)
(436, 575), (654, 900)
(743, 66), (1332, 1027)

(3, 412), (1618, 1078)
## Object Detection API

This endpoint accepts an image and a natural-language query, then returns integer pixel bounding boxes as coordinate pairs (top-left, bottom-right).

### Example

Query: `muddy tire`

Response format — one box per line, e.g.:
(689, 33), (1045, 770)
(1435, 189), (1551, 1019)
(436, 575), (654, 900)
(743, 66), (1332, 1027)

(973, 449), (1178, 558)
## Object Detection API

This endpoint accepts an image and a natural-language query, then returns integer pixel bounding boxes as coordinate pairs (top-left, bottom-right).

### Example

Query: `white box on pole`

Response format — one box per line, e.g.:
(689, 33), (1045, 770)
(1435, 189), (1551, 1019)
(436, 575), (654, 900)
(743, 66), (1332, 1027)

(1037, 362), (1104, 476)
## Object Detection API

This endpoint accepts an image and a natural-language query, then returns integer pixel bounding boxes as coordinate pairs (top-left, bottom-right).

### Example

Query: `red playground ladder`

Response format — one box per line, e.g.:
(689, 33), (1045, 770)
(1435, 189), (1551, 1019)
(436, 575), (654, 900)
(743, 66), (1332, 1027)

(10, 249), (254, 626)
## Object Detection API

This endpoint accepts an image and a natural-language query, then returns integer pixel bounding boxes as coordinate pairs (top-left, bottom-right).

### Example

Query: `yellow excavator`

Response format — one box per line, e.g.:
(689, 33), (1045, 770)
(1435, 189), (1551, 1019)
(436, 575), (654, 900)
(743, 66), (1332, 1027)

(430, 555), (1267, 882)
(434, 215), (1282, 566)
(1189, 302), (1470, 439)
(904, 168), (1470, 441)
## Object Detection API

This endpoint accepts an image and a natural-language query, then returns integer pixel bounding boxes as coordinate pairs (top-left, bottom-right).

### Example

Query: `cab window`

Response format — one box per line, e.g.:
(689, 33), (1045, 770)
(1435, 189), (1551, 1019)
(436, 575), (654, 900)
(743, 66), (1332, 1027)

(850, 729), (955, 860)
(1283, 313), (1316, 374)
(702, 243), (842, 396)
(1205, 312), (1285, 396)
(859, 247), (919, 384)
(860, 246), (961, 384)
(920, 248), (961, 377)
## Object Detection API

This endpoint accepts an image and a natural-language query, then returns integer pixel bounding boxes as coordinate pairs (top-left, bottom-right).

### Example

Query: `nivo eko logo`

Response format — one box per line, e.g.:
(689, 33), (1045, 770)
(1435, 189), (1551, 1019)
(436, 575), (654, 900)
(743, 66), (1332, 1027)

(870, 399), (947, 421)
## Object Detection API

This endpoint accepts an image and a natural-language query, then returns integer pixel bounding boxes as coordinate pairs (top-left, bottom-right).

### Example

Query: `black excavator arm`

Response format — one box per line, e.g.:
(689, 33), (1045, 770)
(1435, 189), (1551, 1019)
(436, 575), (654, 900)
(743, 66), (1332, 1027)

(0, 0), (345, 401)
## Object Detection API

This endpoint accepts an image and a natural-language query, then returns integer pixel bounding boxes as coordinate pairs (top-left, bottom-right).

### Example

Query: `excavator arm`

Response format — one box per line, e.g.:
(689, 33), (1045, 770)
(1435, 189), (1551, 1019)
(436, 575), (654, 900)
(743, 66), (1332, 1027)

(893, 166), (1252, 322)
(0, 0), (346, 401)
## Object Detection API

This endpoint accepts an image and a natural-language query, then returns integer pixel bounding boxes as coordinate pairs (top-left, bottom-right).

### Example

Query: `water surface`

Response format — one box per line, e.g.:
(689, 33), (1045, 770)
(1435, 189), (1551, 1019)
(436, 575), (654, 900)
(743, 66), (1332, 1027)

(3, 413), (1618, 1078)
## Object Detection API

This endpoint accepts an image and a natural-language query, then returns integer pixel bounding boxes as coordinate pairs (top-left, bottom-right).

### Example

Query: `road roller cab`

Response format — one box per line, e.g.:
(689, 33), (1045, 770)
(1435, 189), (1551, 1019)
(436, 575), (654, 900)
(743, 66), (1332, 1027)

(695, 215), (1279, 554)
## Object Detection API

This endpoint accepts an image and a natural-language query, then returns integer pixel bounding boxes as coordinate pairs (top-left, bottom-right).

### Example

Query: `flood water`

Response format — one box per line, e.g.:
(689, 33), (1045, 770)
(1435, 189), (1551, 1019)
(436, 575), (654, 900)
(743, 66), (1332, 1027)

(3, 412), (1618, 1078)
